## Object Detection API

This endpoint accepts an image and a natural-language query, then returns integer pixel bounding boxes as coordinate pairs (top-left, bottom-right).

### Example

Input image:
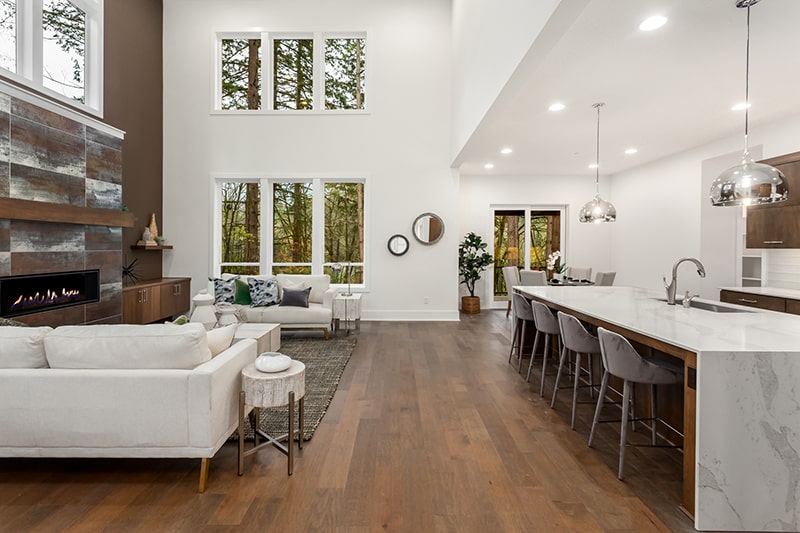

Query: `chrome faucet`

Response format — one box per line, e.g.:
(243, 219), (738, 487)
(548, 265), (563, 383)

(663, 257), (706, 305)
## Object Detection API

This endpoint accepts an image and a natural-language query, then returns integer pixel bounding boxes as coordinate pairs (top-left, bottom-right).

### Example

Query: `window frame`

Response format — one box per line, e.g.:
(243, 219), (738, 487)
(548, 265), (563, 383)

(212, 174), (369, 292)
(0, 0), (103, 116)
(213, 30), (367, 114)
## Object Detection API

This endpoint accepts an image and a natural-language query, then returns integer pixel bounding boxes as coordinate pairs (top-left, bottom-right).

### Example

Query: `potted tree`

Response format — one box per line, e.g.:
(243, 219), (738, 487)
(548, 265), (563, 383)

(458, 232), (494, 314)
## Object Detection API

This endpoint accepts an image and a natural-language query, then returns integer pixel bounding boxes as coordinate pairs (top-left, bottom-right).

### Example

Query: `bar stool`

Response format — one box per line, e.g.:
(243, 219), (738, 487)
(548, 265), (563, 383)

(551, 311), (599, 430)
(589, 327), (683, 480)
(527, 301), (561, 397)
(508, 292), (535, 373)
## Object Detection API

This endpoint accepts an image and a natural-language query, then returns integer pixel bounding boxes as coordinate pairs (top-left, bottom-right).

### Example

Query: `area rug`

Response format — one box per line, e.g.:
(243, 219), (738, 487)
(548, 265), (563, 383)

(234, 335), (357, 442)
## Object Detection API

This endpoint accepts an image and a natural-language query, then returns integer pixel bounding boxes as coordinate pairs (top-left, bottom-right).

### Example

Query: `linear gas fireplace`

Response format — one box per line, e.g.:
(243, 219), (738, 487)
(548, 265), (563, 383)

(0, 270), (100, 318)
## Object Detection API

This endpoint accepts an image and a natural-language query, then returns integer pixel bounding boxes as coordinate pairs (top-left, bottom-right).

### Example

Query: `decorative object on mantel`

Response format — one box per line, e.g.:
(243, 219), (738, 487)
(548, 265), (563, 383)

(122, 256), (141, 286)
(458, 232), (494, 314)
(137, 226), (157, 247)
(148, 213), (159, 240)
(710, 0), (788, 207)
(579, 102), (617, 223)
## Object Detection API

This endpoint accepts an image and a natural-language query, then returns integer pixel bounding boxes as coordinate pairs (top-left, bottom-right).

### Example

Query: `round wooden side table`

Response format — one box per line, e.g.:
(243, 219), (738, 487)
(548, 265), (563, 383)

(238, 360), (305, 476)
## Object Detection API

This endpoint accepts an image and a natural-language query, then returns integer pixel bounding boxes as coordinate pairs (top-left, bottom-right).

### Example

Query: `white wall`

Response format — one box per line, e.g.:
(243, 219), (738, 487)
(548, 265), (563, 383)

(162, 0), (459, 321)
(458, 173), (613, 307)
(450, 0), (561, 162)
(611, 112), (800, 298)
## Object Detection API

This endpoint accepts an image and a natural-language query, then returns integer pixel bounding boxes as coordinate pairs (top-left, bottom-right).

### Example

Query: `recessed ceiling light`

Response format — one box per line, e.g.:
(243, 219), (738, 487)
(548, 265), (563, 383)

(500, 147), (513, 155)
(548, 103), (565, 112)
(624, 147), (638, 155)
(484, 163), (495, 169)
(639, 15), (667, 31)
(731, 102), (751, 111)
(588, 163), (599, 169)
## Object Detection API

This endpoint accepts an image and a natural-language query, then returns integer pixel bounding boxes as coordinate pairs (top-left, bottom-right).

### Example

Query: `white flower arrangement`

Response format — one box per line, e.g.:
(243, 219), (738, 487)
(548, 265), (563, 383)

(546, 250), (561, 271)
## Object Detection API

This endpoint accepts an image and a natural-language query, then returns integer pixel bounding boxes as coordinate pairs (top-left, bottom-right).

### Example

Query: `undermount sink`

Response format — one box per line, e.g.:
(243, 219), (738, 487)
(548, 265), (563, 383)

(652, 298), (754, 313)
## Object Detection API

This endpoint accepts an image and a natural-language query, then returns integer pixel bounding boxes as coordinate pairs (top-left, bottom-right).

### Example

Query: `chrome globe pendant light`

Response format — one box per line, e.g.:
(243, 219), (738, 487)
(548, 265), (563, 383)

(710, 0), (787, 207)
(579, 102), (616, 223)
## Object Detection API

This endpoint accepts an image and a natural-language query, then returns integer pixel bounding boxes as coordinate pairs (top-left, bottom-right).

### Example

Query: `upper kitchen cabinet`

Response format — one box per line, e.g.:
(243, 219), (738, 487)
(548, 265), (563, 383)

(746, 151), (800, 248)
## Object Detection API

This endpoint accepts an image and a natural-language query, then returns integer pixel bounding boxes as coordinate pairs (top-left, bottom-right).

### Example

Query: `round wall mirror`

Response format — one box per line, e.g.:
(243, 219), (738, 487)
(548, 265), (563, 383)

(412, 213), (444, 245)
(387, 234), (409, 256)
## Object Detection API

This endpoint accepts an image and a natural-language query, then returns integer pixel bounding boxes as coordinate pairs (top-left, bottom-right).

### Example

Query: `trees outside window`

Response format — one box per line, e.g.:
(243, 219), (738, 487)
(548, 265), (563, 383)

(216, 177), (367, 287)
(216, 31), (365, 112)
(0, 0), (102, 114)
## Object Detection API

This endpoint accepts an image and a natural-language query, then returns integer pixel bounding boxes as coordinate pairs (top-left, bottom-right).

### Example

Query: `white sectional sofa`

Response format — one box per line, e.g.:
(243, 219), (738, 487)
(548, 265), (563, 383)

(0, 322), (256, 492)
(205, 273), (338, 338)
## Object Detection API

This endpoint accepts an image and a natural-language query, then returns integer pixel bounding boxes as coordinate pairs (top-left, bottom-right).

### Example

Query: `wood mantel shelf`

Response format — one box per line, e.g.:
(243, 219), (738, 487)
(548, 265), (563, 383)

(130, 244), (173, 250)
(0, 197), (136, 227)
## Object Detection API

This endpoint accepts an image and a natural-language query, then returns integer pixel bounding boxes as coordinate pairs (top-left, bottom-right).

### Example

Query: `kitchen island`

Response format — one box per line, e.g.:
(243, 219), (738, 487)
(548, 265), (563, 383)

(517, 285), (800, 532)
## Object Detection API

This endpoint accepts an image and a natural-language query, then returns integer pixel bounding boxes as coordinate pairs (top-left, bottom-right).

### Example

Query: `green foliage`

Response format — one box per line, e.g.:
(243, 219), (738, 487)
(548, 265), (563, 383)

(221, 38), (261, 110)
(325, 38), (365, 110)
(274, 38), (314, 109)
(458, 232), (494, 297)
(42, 0), (86, 102)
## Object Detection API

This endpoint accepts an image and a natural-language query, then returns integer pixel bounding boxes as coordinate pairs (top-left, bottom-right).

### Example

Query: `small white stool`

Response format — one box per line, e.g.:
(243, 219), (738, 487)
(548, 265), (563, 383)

(238, 360), (305, 476)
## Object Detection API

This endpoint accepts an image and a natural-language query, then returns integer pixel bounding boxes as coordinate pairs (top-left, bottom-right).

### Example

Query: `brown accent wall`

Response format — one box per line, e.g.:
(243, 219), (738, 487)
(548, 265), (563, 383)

(104, 0), (164, 282)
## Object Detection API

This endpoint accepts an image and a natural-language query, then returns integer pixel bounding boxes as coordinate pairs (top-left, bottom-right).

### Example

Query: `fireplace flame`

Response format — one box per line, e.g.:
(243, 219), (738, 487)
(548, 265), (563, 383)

(10, 288), (83, 310)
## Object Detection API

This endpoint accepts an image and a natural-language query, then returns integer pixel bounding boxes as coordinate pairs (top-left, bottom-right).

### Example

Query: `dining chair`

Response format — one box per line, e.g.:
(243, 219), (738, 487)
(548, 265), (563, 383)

(589, 327), (683, 479)
(501, 266), (521, 318)
(566, 266), (592, 281)
(519, 270), (547, 286)
(594, 271), (616, 286)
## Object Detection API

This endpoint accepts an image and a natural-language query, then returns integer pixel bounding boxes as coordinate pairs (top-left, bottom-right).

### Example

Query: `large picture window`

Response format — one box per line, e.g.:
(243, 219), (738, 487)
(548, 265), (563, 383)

(216, 31), (366, 112)
(216, 176), (367, 289)
(0, 0), (103, 114)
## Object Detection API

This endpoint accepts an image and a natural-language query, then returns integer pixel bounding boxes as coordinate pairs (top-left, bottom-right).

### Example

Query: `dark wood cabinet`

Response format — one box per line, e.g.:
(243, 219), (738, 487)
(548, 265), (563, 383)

(123, 277), (191, 324)
(720, 289), (787, 313)
(746, 151), (800, 249)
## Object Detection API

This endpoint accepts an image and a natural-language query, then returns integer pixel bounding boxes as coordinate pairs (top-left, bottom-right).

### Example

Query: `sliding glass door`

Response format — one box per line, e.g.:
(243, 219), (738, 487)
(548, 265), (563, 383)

(493, 207), (564, 303)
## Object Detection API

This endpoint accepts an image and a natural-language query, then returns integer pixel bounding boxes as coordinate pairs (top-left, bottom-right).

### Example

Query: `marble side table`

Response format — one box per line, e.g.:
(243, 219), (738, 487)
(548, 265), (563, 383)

(238, 360), (305, 476)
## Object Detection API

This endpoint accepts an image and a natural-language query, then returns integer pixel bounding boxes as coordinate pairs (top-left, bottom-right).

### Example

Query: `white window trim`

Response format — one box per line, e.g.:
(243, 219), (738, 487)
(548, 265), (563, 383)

(212, 174), (370, 292)
(0, 0), (104, 116)
(213, 30), (367, 114)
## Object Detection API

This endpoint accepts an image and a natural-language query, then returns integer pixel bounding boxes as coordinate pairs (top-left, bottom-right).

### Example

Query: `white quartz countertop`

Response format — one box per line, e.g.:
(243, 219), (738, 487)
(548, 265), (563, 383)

(719, 285), (800, 300)
(516, 285), (800, 354)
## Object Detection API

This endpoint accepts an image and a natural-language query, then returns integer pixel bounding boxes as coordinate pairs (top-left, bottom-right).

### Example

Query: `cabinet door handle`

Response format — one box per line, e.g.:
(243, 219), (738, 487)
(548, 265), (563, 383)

(738, 298), (758, 304)
(763, 240), (784, 244)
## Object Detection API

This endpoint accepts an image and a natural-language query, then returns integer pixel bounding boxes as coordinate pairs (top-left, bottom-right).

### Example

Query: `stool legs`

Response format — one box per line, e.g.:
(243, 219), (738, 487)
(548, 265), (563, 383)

(526, 330), (542, 383)
(550, 345), (568, 408)
(588, 369), (610, 448)
(571, 352), (583, 430)
(619, 380), (632, 479)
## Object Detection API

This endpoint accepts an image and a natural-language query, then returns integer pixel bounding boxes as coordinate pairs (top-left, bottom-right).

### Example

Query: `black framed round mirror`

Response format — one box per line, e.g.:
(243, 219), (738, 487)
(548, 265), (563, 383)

(387, 234), (409, 256)
(412, 213), (444, 245)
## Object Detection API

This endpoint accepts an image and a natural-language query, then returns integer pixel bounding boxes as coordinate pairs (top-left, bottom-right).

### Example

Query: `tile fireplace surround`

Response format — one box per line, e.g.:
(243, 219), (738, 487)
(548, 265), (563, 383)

(0, 84), (129, 326)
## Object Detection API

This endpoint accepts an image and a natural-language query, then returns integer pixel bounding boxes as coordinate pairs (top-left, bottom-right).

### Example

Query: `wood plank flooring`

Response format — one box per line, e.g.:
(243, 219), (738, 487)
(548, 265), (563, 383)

(0, 311), (695, 532)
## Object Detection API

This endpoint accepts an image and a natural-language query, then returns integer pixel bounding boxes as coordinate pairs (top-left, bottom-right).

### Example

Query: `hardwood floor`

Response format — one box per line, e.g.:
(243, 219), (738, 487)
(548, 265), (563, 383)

(0, 311), (695, 532)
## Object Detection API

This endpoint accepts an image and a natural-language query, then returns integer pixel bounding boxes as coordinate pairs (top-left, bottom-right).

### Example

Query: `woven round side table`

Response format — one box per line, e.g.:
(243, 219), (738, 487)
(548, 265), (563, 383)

(238, 360), (305, 476)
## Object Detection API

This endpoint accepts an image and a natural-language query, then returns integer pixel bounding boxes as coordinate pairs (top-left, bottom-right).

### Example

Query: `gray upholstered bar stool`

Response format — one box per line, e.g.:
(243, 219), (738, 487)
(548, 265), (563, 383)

(508, 292), (535, 373)
(527, 301), (561, 397)
(551, 311), (600, 430)
(589, 327), (683, 480)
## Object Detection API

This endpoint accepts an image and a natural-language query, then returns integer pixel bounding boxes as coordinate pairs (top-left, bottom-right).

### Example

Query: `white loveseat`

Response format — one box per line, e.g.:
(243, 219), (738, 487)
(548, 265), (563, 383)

(204, 273), (338, 338)
(0, 322), (257, 492)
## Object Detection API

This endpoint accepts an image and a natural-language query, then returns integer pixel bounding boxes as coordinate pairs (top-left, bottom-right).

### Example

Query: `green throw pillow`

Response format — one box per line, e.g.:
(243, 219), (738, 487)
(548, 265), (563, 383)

(233, 278), (252, 305)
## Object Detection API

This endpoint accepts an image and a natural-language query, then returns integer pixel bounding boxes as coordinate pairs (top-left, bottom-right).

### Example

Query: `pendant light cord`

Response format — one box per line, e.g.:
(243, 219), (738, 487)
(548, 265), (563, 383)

(743, 5), (751, 154)
(593, 102), (604, 195)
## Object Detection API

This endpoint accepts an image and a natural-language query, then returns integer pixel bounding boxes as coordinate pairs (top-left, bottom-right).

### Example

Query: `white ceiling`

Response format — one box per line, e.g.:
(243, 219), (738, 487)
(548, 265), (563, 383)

(454, 0), (800, 177)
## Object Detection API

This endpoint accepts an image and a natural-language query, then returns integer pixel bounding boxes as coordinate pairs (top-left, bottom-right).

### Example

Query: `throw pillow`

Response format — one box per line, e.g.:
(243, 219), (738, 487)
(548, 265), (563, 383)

(248, 277), (280, 307)
(0, 317), (29, 327)
(233, 278), (252, 305)
(207, 323), (237, 357)
(210, 276), (238, 304)
(280, 287), (311, 308)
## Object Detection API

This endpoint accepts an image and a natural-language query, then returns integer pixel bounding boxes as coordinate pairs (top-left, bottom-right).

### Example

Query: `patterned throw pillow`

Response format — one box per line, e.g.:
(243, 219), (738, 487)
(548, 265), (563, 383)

(210, 276), (238, 304)
(233, 278), (252, 305)
(248, 277), (280, 307)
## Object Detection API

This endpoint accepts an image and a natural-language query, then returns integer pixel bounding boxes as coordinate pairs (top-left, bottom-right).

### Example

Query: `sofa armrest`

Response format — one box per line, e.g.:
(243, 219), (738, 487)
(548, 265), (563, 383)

(187, 338), (257, 449)
(322, 287), (340, 309)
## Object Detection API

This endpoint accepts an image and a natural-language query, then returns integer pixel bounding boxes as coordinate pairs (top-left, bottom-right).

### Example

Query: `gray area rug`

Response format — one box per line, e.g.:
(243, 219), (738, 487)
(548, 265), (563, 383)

(234, 335), (357, 442)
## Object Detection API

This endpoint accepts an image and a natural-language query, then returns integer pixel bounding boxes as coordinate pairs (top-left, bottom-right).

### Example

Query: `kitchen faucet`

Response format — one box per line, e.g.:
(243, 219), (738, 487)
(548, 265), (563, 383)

(663, 257), (706, 305)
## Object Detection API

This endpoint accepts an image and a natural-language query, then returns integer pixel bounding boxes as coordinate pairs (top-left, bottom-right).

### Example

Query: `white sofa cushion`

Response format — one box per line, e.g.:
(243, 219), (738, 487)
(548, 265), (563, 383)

(240, 302), (331, 325)
(0, 326), (53, 368)
(45, 323), (213, 369)
(207, 323), (237, 356)
(276, 274), (330, 304)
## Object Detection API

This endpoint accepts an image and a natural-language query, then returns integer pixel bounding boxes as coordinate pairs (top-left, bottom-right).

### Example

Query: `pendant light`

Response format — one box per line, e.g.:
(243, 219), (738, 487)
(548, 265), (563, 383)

(710, 0), (787, 207)
(579, 102), (616, 223)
